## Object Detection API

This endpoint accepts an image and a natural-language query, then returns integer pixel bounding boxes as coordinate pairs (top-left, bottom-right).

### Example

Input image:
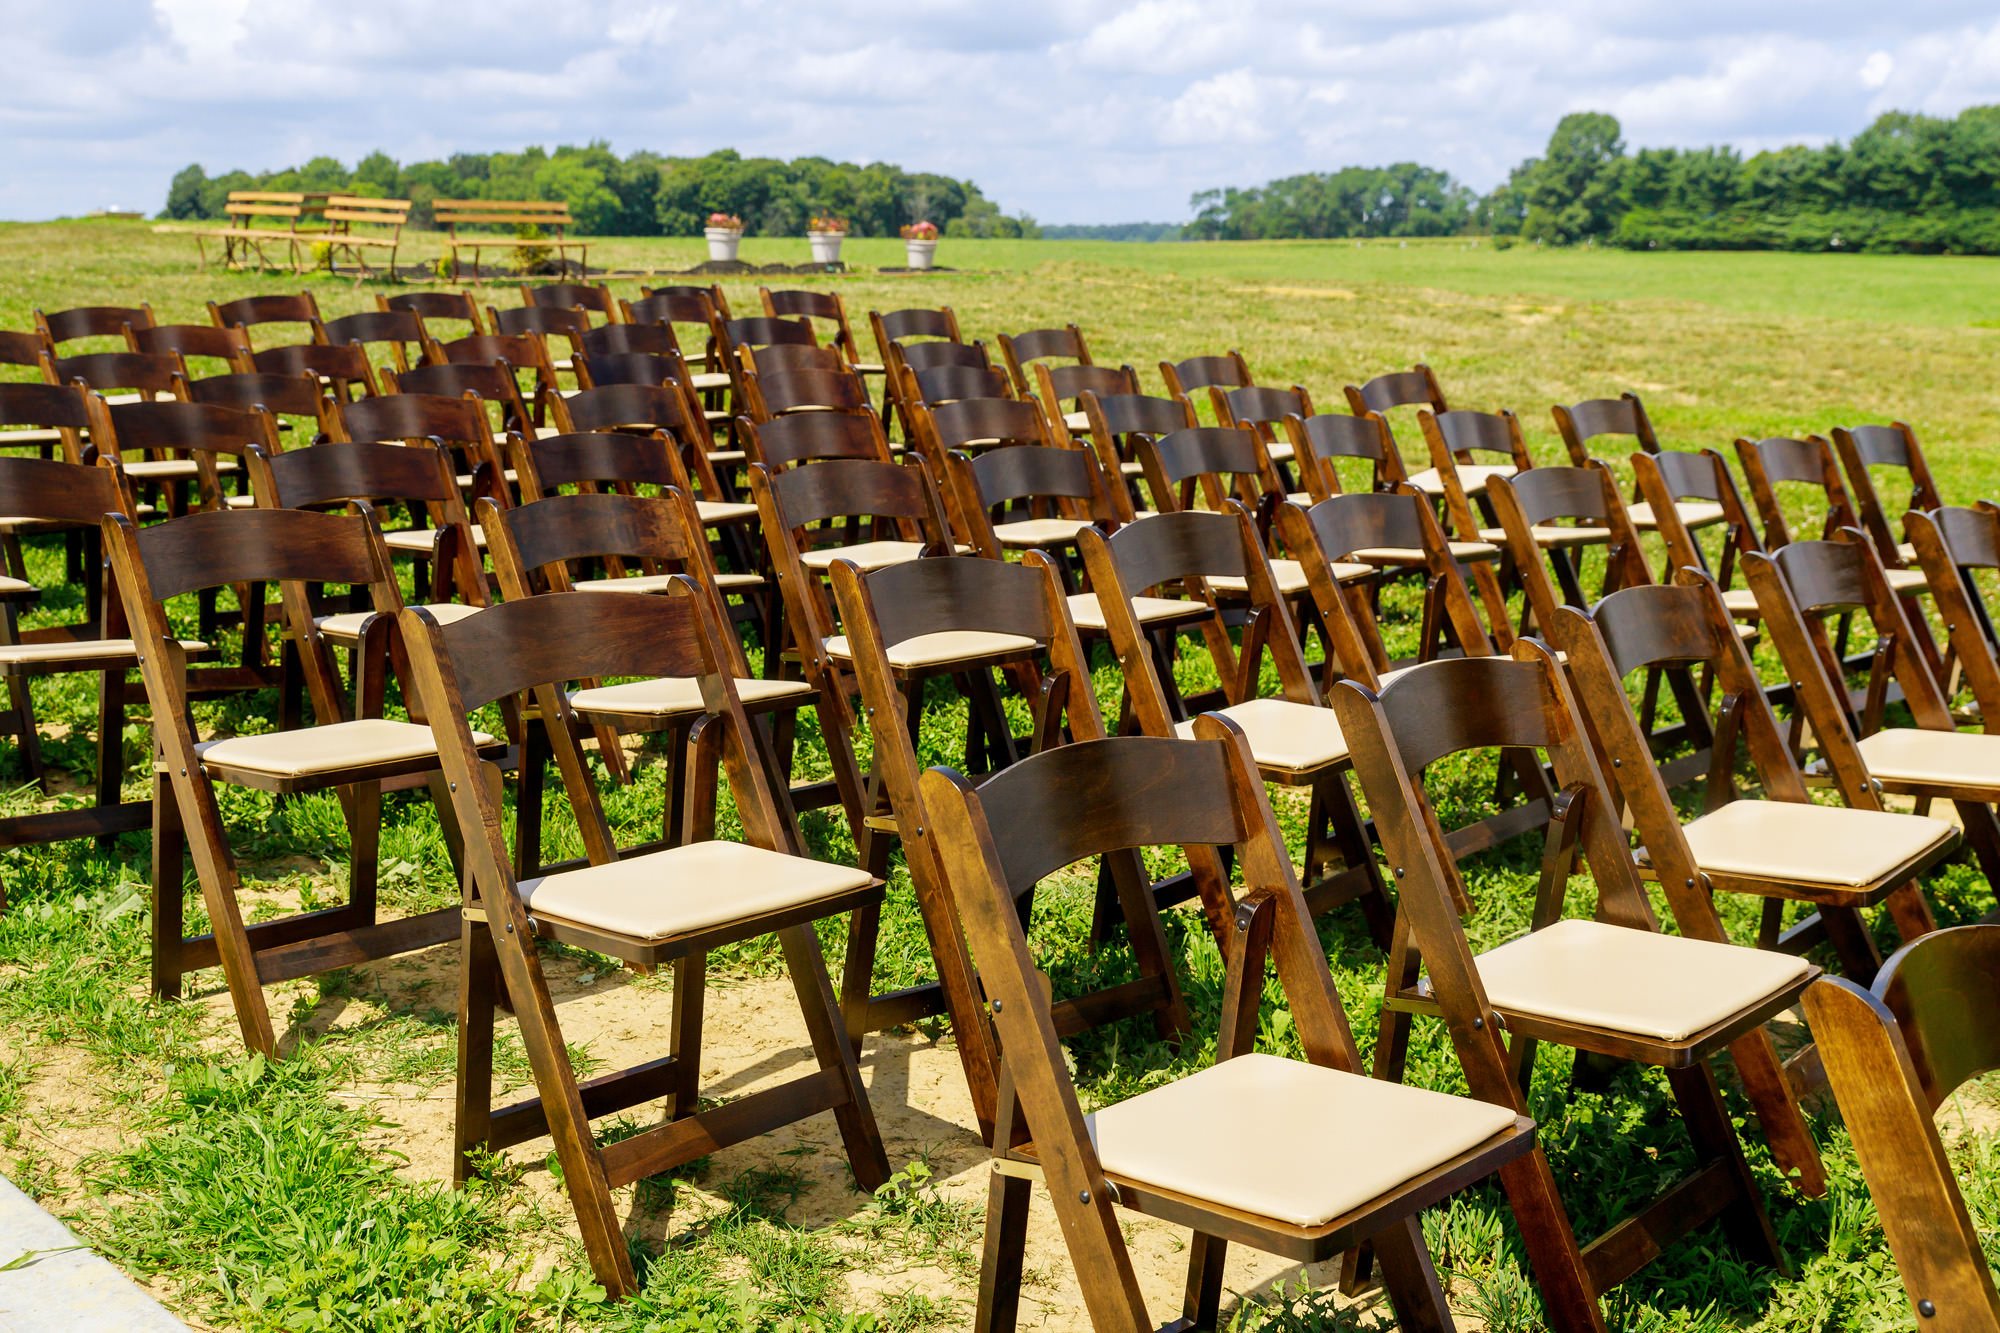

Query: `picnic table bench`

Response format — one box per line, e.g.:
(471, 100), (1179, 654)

(194, 191), (411, 277)
(434, 199), (585, 281)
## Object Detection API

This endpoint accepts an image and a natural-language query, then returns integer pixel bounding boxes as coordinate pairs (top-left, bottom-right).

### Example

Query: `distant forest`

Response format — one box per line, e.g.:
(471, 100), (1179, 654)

(1187, 106), (2000, 254)
(160, 145), (1039, 238)
(1039, 222), (1186, 242)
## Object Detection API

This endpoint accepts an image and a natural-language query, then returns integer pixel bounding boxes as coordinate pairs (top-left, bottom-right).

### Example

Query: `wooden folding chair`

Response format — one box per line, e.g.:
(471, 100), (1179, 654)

(1833, 422), (1944, 573)
(1909, 503), (2000, 720)
(624, 286), (723, 373)
(1804, 924), (2000, 1330)
(385, 361), (535, 452)
(1076, 388), (1197, 522)
(760, 288), (882, 384)
(1746, 535), (2000, 906)
(1279, 409), (1409, 503)
(870, 306), (965, 443)
(127, 322), (254, 377)
(1209, 381), (1315, 481)
(1344, 363), (1449, 489)
(249, 340), (378, 405)
(944, 439), (1119, 580)
(0, 458), (157, 904)
(402, 586), (890, 1298)
(319, 309), (431, 382)
(380, 289), (487, 341)
(996, 323), (1091, 396)
(106, 506), (479, 1053)
(522, 281), (619, 325)
(1631, 447), (1762, 616)
(36, 303), (156, 350)
(1333, 647), (1815, 1304)
(1033, 361), (1134, 443)
(1553, 392), (1728, 537)
(41, 348), (184, 406)
(922, 723), (1590, 1332)
(209, 293), (323, 352)
(1484, 462), (1649, 640)
(334, 389), (515, 530)
(0, 381), (90, 467)
(1158, 349), (1252, 405)
(831, 553), (1189, 1137)
(742, 408), (896, 475)
(1079, 506), (1392, 939)
(183, 370), (333, 448)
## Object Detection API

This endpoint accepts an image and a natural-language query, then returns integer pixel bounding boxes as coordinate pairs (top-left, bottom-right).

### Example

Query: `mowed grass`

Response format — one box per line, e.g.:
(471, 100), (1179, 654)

(2, 219), (2000, 1330)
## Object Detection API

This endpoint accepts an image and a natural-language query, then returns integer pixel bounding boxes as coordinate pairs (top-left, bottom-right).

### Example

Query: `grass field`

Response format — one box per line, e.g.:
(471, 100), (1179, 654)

(3, 219), (2000, 1331)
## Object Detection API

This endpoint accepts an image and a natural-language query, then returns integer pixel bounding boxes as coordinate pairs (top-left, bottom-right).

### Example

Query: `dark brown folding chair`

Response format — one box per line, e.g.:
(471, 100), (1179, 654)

(402, 586), (889, 1298)
(209, 292), (323, 351)
(1034, 361), (1134, 443)
(249, 341), (378, 403)
(319, 309), (431, 381)
(521, 281), (618, 325)
(183, 370), (332, 448)
(996, 323), (1091, 397)
(760, 288), (881, 382)
(1158, 349), (1252, 404)
(35, 303), (156, 349)
(1078, 506), (1391, 939)
(332, 392), (513, 584)
(41, 349), (184, 404)
(1632, 447), (1762, 616)
(1076, 389), (1197, 522)
(126, 323), (253, 375)
(1554, 392), (1729, 541)
(1804, 925), (2000, 1331)
(921, 723), (1575, 1332)
(1333, 647), (1816, 1308)
(831, 552), (1191, 1139)
(380, 289), (486, 340)
(1484, 462), (1648, 640)
(945, 439), (1118, 577)
(1832, 422), (1945, 573)
(106, 506), (479, 1053)
(1280, 409), (1408, 503)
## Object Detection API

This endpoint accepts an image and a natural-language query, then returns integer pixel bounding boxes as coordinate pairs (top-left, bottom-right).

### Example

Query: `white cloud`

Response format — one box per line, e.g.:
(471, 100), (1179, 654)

(6, 2), (2000, 222)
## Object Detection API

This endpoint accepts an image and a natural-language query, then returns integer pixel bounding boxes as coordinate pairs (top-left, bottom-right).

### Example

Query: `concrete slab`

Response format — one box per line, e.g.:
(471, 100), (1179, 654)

(0, 1176), (184, 1331)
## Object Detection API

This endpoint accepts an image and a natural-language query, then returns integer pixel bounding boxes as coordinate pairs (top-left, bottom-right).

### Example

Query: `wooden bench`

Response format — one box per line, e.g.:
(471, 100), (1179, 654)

(434, 199), (585, 281)
(316, 195), (413, 277)
(194, 191), (330, 272)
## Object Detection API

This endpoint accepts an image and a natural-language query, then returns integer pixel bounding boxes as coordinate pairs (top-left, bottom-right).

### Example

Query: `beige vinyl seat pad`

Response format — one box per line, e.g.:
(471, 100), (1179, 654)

(1174, 697), (1347, 771)
(1883, 566), (1929, 596)
(1066, 592), (1201, 631)
(383, 525), (486, 553)
(823, 629), (1039, 669)
(0, 636), (204, 668)
(1628, 500), (1727, 530)
(1897, 541), (1919, 564)
(1856, 727), (2000, 792)
(695, 500), (760, 525)
(569, 675), (811, 717)
(1087, 1052), (1517, 1229)
(799, 540), (970, 573)
(519, 839), (875, 942)
(0, 576), (33, 597)
(197, 717), (493, 780)
(993, 517), (1095, 548)
(1267, 441), (1294, 463)
(1408, 463), (1515, 497)
(1478, 524), (1613, 550)
(1061, 410), (1090, 433)
(574, 571), (764, 594)
(1721, 587), (1760, 616)
(1473, 918), (1811, 1042)
(688, 371), (732, 392)
(1210, 558), (1372, 597)
(1680, 798), (1954, 886)
(1347, 541), (1502, 567)
(318, 602), (480, 642)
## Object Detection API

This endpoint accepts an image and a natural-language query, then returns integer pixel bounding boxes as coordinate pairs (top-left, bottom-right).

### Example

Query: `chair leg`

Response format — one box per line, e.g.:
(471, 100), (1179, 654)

(1727, 1027), (1827, 1197)
(668, 951), (705, 1121)
(775, 921), (890, 1191)
(94, 667), (127, 835)
(1372, 1214), (1453, 1333)
(454, 902), (497, 1186)
(840, 900), (881, 1058)
(150, 771), (187, 1001)
(975, 1171), (1032, 1333)
(1666, 1060), (1789, 1275)
(1180, 1231), (1229, 1329)
(343, 780), (382, 927)
(1495, 1150), (1607, 1333)
(3, 673), (43, 793)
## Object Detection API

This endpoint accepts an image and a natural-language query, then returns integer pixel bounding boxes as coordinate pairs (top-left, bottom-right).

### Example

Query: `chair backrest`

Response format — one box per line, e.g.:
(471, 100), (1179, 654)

(1485, 462), (1648, 633)
(381, 290), (487, 338)
(747, 366), (871, 422)
(623, 288), (720, 339)
(128, 323), (252, 371)
(906, 363), (1009, 409)
(1137, 425), (1278, 514)
(487, 305), (590, 357)
(897, 340), (989, 374)
(947, 445), (1111, 560)
(719, 315), (815, 352)
(555, 380), (701, 439)
(522, 282), (617, 322)
(1553, 392), (1660, 466)
(183, 370), (328, 424)
(1632, 448), (1761, 587)
(924, 396), (1053, 453)
(0, 454), (134, 527)
(210, 293), (323, 347)
(512, 429), (684, 500)
(386, 361), (531, 436)
(743, 410), (893, 469)
(250, 342), (379, 399)
(1803, 925), (2000, 1330)
(744, 342), (846, 376)
(872, 306), (961, 347)
(1158, 351), (1251, 400)
(0, 382), (92, 460)
(1735, 434), (1856, 552)
(0, 329), (50, 373)
(1908, 505), (2000, 725)
(1034, 361), (1133, 412)
(319, 309), (431, 371)
(1421, 408), (1534, 543)
(42, 350), (184, 399)
(1344, 364), (1447, 417)
(997, 324), (1090, 396)
(36, 304), (156, 347)
(760, 289), (861, 361)
(1212, 382), (1311, 434)
(87, 397), (280, 478)
(579, 322), (679, 361)
(573, 350), (679, 389)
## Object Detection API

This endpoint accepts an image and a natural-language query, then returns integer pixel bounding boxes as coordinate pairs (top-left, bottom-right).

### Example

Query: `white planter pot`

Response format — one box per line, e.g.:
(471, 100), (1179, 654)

(705, 228), (743, 262)
(807, 231), (846, 264)
(904, 239), (938, 270)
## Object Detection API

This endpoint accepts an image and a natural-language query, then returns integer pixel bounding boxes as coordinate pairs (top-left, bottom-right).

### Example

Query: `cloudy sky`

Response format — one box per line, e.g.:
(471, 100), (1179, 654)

(7, 0), (2000, 223)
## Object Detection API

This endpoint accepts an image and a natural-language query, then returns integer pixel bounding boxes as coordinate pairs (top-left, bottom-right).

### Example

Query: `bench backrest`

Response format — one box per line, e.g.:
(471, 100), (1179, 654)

(434, 199), (574, 234)
(320, 195), (411, 233)
(221, 191), (330, 228)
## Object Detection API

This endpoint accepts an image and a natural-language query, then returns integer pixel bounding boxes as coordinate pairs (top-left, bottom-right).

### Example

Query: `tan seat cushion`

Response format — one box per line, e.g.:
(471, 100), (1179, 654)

(1061, 410), (1090, 433)
(573, 571), (763, 594)
(1857, 728), (2000, 791)
(569, 675), (811, 717)
(799, 540), (970, 573)
(708, 448), (747, 464)
(852, 361), (886, 375)
(1407, 463), (1515, 497)
(1721, 587), (1759, 616)
(383, 526), (486, 553)
(993, 517), (1095, 548)
(695, 500), (759, 525)
(1884, 566), (1929, 596)
(0, 576), (34, 596)
(197, 717), (491, 780)
(317, 602), (479, 643)
(1478, 525), (1613, 550)
(1680, 798), (1955, 886)
(1088, 1052), (1516, 1229)
(1066, 592), (1199, 630)
(1174, 697), (1347, 771)
(1897, 541), (1918, 564)
(1628, 500), (1726, 531)
(1210, 558), (1371, 597)
(0, 638), (141, 667)
(1347, 541), (1501, 567)
(823, 629), (1038, 668)
(689, 371), (732, 392)
(1473, 918), (1811, 1042)
(520, 839), (875, 943)
(119, 458), (202, 482)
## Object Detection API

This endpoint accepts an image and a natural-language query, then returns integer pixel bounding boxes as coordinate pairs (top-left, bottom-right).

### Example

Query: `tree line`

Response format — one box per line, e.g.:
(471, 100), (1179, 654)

(1187, 105), (2000, 254)
(161, 144), (1039, 238)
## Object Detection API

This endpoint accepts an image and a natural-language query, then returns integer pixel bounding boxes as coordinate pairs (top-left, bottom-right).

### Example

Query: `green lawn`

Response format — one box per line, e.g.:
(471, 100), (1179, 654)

(1, 220), (1997, 1331)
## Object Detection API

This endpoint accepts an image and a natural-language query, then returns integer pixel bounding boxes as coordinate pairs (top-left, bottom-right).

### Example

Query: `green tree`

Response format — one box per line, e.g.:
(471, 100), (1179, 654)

(1522, 111), (1627, 244)
(162, 164), (209, 219)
